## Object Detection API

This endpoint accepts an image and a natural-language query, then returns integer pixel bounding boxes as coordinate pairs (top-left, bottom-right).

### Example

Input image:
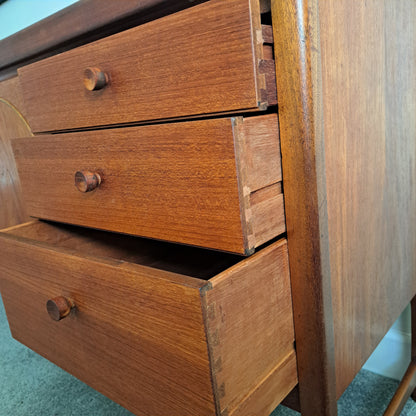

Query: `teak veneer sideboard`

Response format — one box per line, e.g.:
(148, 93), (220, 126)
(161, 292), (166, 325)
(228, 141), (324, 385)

(0, 1), (415, 416)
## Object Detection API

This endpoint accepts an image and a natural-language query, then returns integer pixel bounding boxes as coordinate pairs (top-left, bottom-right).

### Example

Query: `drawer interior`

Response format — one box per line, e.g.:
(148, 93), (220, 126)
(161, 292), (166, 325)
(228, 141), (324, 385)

(3, 220), (243, 280)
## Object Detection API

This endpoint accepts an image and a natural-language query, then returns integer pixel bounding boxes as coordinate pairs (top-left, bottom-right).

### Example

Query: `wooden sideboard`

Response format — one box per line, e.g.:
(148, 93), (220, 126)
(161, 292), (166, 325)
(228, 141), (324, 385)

(0, 1), (415, 415)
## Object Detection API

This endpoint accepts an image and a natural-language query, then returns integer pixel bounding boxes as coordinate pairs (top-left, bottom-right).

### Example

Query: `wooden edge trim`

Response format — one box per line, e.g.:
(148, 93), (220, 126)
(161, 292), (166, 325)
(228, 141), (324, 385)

(271, 0), (337, 415)
(384, 294), (416, 415)
(210, 238), (288, 286)
(383, 360), (416, 416)
(259, 23), (277, 106)
(232, 116), (255, 255)
(228, 351), (298, 416)
(249, 0), (269, 109)
(0, 97), (32, 135)
(0, 221), (37, 234)
(200, 287), (222, 416)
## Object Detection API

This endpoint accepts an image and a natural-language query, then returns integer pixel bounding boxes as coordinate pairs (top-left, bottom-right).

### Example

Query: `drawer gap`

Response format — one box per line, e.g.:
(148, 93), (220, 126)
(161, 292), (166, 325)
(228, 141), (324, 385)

(35, 107), (277, 136)
(4, 221), (243, 280)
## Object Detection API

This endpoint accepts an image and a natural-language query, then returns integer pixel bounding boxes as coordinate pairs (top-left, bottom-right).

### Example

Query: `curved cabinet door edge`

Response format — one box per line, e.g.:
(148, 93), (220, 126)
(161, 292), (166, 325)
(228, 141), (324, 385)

(0, 76), (32, 229)
(271, 1), (337, 415)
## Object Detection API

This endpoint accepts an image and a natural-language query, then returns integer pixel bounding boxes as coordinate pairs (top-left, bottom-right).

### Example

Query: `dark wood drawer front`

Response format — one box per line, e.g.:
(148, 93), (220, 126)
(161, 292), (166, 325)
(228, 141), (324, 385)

(18, 0), (276, 133)
(0, 221), (297, 416)
(12, 115), (285, 254)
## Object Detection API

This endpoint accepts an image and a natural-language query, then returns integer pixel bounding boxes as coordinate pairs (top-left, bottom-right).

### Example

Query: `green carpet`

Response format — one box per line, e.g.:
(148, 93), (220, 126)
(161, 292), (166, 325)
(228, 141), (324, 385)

(1, 295), (415, 416)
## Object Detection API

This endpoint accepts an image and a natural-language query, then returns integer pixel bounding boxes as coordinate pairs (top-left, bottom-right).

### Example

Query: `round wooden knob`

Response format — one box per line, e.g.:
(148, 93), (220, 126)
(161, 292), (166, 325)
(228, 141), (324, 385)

(83, 67), (108, 91)
(75, 171), (101, 193)
(46, 296), (74, 321)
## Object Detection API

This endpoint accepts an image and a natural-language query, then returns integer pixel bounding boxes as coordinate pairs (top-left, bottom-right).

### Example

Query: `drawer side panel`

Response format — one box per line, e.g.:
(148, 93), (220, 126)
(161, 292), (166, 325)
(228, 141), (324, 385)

(202, 239), (297, 415)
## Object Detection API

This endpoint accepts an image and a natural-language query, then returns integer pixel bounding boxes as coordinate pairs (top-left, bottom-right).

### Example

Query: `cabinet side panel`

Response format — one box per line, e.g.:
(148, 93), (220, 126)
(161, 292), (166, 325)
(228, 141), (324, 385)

(319, 0), (416, 397)
(0, 76), (31, 228)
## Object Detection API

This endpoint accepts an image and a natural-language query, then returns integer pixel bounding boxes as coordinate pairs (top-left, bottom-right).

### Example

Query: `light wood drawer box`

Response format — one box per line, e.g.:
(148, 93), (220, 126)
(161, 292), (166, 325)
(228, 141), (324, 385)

(12, 114), (284, 255)
(0, 220), (297, 416)
(18, 0), (276, 134)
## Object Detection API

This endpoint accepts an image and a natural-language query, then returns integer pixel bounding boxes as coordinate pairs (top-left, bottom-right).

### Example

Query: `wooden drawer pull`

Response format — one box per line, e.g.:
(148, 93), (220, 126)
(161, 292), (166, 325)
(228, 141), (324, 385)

(75, 170), (101, 193)
(83, 67), (108, 91)
(46, 296), (74, 321)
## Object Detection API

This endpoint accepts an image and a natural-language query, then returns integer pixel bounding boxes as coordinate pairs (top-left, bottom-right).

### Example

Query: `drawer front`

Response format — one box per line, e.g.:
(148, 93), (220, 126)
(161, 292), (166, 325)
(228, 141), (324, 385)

(12, 115), (285, 254)
(0, 222), (215, 416)
(18, 0), (276, 133)
(0, 221), (297, 416)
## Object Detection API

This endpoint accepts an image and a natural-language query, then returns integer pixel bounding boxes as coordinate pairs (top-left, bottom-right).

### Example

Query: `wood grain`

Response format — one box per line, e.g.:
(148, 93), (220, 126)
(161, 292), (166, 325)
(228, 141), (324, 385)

(272, 0), (416, 413)
(203, 239), (296, 415)
(0, 76), (31, 229)
(319, 0), (416, 397)
(0, 221), (295, 415)
(250, 185), (286, 248)
(233, 114), (285, 252)
(0, 0), (209, 78)
(229, 351), (297, 416)
(12, 115), (284, 254)
(19, 0), (276, 133)
(261, 25), (273, 44)
(271, 1), (337, 414)
(240, 114), (282, 190)
(0, 222), (215, 416)
(1, 221), (242, 281)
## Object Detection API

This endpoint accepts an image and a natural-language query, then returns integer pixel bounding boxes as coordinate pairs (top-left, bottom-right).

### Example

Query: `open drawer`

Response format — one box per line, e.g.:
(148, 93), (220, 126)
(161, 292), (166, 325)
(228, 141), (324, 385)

(18, 0), (276, 133)
(0, 221), (297, 416)
(12, 114), (285, 255)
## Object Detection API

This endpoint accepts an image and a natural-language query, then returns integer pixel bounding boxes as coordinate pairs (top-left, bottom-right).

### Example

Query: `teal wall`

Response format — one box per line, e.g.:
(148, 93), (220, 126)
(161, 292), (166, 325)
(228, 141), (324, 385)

(0, 0), (78, 40)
